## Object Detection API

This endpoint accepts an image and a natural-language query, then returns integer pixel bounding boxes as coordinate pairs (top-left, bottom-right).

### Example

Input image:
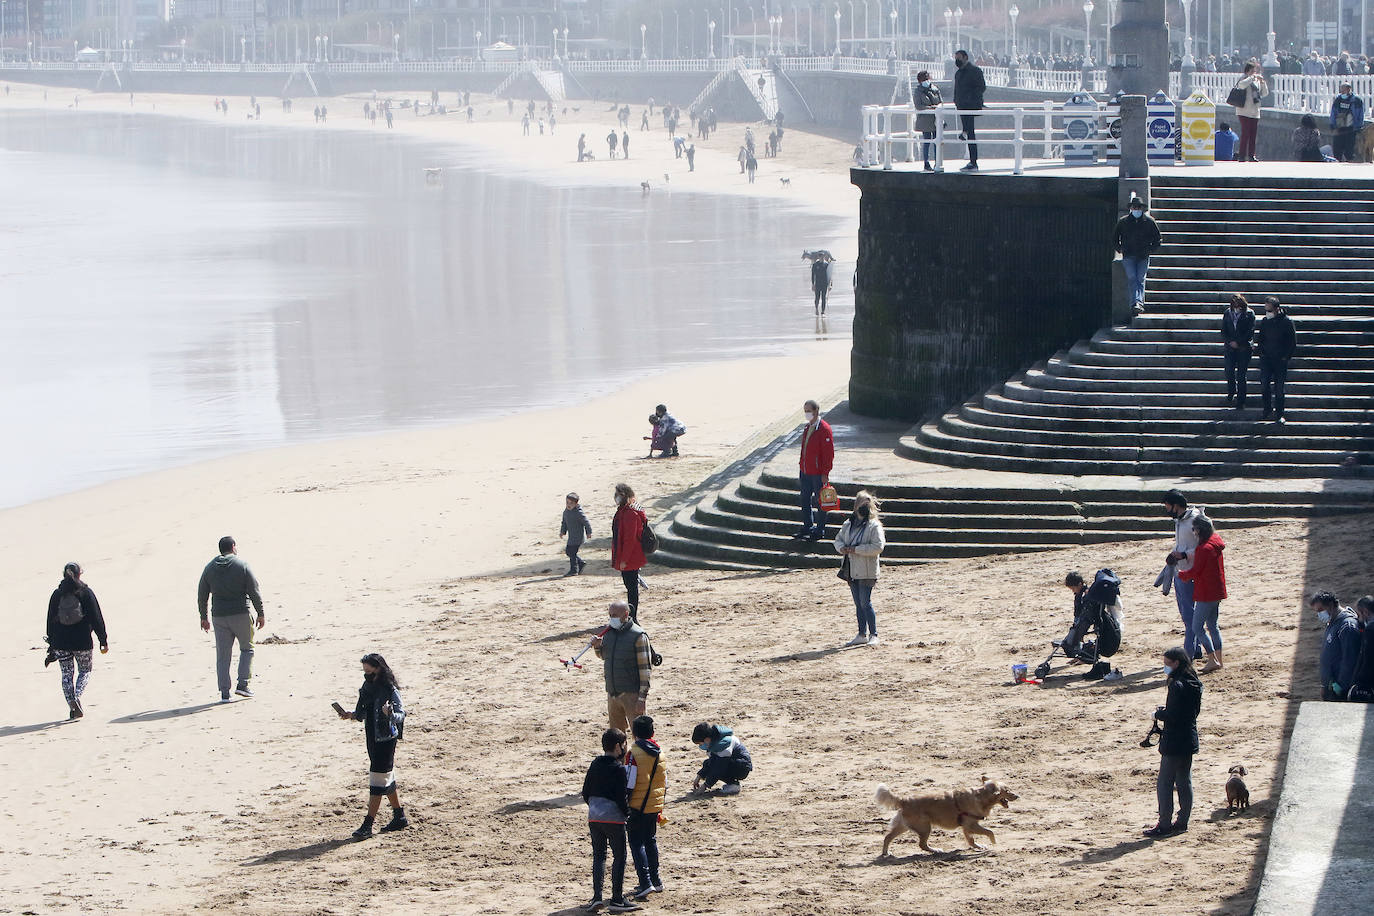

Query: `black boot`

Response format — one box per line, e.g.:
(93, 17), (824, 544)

(379, 807), (410, 832)
(352, 816), (375, 840)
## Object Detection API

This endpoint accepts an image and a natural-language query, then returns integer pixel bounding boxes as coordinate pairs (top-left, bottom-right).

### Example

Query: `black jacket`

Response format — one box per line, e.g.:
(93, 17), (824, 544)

(952, 61), (986, 111)
(810, 258), (830, 292)
(1350, 623), (1374, 697)
(1220, 307), (1256, 352)
(582, 753), (631, 818)
(1113, 214), (1163, 258)
(1156, 673), (1202, 757)
(1256, 311), (1297, 363)
(46, 580), (108, 652)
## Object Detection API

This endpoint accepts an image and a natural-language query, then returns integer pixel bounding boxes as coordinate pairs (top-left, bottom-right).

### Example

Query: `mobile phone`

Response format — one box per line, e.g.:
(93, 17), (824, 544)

(331, 702), (347, 716)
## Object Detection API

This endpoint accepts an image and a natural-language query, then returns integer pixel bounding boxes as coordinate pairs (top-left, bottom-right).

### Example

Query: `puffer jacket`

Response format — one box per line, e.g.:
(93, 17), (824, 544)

(834, 516), (886, 581)
(627, 739), (667, 815)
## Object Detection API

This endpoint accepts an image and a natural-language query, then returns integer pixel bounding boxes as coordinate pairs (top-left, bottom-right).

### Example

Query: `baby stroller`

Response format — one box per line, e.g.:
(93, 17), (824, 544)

(1035, 568), (1123, 681)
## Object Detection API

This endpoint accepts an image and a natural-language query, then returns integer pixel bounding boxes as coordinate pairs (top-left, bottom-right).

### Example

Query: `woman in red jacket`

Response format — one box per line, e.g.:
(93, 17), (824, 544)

(611, 483), (648, 621)
(1178, 515), (1227, 674)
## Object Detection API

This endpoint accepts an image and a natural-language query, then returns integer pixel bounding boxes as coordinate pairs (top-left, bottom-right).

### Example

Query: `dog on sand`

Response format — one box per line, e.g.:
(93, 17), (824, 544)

(1225, 765), (1250, 814)
(779, 177), (791, 187)
(875, 778), (1018, 855)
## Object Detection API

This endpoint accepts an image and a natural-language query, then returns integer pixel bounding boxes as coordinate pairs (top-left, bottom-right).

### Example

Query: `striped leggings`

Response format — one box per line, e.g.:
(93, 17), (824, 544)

(56, 650), (94, 705)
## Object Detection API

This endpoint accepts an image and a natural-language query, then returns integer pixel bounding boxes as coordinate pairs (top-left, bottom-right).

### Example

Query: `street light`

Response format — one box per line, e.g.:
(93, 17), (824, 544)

(833, 6), (840, 54)
(943, 7), (951, 58)
(888, 7), (896, 54)
(640, 22), (646, 58)
(1009, 4), (1018, 59)
(1180, 0), (1193, 68)
(708, 18), (716, 57)
(1081, 0), (1093, 64)
(1261, 0), (1277, 68)
(394, 32), (399, 61)
(953, 5), (961, 53)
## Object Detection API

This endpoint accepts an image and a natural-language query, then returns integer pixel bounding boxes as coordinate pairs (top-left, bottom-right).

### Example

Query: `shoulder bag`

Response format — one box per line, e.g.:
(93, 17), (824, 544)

(1225, 83), (1249, 108)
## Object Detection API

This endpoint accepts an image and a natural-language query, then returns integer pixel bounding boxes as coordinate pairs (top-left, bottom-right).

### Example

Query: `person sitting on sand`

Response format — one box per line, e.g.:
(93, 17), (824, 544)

(690, 723), (752, 796)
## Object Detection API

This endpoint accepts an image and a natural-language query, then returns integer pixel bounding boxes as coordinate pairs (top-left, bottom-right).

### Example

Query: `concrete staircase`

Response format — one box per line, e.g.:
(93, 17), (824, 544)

(900, 175), (1374, 479)
(534, 68), (566, 102)
(737, 63), (779, 120)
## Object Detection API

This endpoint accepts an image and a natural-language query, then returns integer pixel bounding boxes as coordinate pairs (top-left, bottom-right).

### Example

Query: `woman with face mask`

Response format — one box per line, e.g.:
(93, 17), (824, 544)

(1144, 647), (1202, 838)
(337, 653), (408, 839)
(913, 70), (942, 171)
(834, 490), (887, 647)
(611, 483), (649, 621)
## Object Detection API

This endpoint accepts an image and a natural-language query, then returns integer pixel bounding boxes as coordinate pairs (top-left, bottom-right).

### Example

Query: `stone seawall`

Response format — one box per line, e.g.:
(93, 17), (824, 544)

(848, 169), (1118, 421)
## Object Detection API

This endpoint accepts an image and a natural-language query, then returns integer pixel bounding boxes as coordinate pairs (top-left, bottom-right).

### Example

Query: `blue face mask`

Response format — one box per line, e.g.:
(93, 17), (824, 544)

(1131, 209), (1144, 219)
(698, 742), (711, 751)
(919, 80), (931, 88)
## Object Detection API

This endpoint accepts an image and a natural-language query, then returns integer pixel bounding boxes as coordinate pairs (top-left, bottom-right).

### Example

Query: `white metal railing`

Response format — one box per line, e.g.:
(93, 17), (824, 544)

(1015, 67), (1104, 93)
(861, 100), (1125, 175)
(565, 58), (729, 72)
(1172, 70), (1374, 115)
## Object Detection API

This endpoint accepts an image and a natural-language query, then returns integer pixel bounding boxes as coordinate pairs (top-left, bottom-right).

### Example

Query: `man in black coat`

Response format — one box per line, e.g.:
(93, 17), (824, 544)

(1112, 197), (1163, 314)
(953, 49), (986, 171)
(1256, 296), (1297, 424)
(1220, 294), (1257, 408)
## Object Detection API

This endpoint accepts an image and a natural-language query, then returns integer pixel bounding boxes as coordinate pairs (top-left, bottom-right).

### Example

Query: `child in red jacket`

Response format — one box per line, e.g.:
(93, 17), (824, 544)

(1178, 515), (1227, 673)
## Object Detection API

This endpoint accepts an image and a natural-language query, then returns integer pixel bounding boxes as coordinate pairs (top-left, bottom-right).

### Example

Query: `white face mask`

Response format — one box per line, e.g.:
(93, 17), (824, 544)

(1161, 665), (1174, 677)
(804, 411), (817, 423)
(608, 617), (624, 630)
(1318, 610), (1332, 626)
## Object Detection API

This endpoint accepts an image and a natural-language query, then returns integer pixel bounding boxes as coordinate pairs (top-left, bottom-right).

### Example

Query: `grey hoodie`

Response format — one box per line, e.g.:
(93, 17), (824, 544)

(197, 554), (264, 618)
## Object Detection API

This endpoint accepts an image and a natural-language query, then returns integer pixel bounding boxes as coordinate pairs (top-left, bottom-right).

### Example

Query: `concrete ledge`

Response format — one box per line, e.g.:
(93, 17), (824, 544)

(1254, 702), (1374, 916)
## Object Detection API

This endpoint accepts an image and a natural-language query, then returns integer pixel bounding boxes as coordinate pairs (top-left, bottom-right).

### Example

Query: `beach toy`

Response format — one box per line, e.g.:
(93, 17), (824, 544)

(818, 484), (839, 511)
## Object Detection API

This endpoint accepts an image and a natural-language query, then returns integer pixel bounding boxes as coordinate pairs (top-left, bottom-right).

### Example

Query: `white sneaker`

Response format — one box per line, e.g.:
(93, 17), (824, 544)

(845, 633), (867, 647)
(719, 783), (742, 796)
(866, 634), (881, 645)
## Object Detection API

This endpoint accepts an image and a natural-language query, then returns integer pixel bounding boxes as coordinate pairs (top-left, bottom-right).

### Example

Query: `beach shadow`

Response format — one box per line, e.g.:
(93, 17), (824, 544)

(243, 837), (354, 866)
(1068, 837), (1154, 865)
(865, 848), (991, 866)
(0, 719), (71, 738)
(766, 646), (849, 663)
(1207, 803), (1266, 824)
(110, 701), (225, 724)
(706, 568), (804, 582)
(515, 573), (581, 586)
(496, 793), (583, 815)
(536, 628), (601, 645)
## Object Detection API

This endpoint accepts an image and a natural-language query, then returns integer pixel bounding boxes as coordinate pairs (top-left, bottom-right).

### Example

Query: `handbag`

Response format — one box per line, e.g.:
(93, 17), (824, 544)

(1225, 85), (1248, 108)
(837, 555), (852, 582)
(818, 484), (839, 511)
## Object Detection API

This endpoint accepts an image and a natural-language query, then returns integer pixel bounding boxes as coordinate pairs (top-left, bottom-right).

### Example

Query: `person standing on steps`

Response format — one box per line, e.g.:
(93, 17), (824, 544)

(592, 600), (651, 733)
(952, 49), (986, 171)
(793, 400), (834, 542)
(46, 563), (109, 720)
(1256, 296), (1296, 425)
(1144, 647), (1202, 838)
(835, 491), (887, 646)
(1220, 294), (1256, 409)
(1231, 61), (1268, 162)
(197, 535), (265, 702)
(1329, 82), (1365, 163)
(610, 484), (649, 620)
(1113, 197), (1162, 316)
(811, 252), (832, 315)
(1162, 491), (1205, 661)
(337, 653), (408, 839)
(1176, 514), (1227, 674)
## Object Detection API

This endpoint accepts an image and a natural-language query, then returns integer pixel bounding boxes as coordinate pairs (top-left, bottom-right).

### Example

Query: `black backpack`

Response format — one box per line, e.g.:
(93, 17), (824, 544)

(56, 591), (85, 626)
(639, 513), (659, 556)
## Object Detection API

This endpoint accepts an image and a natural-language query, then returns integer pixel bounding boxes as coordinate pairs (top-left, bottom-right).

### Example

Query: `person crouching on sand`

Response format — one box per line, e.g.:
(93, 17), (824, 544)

(690, 723), (752, 796)
(337, 653), (409, 839)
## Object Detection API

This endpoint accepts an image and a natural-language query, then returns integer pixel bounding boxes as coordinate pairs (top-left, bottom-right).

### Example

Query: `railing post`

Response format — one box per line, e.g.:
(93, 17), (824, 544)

(882, 109), (892, 169)
(1013, 109), (1024, 175)
(934, 105), (944, 172)
(1043, 100), (1053, 160)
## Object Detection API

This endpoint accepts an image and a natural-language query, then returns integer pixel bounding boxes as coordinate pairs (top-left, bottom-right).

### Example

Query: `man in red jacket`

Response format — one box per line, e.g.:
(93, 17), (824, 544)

(793, 399), (835, 541)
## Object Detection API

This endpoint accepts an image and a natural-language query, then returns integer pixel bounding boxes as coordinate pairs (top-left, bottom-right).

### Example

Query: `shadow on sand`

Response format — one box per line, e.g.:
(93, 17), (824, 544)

(0, 718), (72, 738)
(496, 793), (583, 816)
(243, 837), (355, 866)
(110, 701), (227, 724)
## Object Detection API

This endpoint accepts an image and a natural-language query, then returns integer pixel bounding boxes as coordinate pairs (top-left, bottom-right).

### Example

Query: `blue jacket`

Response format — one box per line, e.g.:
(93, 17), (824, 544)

(1330, 94), (1365, 132)
(1320, 608), (1363, 699)
(355, 680), (405, 742)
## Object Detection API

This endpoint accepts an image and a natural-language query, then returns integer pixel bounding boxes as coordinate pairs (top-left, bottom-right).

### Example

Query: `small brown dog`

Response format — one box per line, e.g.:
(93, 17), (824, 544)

(1225, 765), (1250, 814)
(875, 777), (1019, 855)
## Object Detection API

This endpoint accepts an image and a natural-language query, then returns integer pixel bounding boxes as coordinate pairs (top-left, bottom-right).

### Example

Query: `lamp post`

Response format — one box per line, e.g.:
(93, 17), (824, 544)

(181, 37), (186, 63)
(833, 6), (840, 55)
(953, 5), (961, 53)
(640, 22), (646, 58)
(240, 35), (246, 63)
(322, 35), (329, 61)
(708, 18), (716, 57)
(888, 6), (896, 55)
(393, 32), (399, 61)
(943, 6), (951, 56)
(1009, 3), (1018, 58)
(1179, 0), (1193, 93)
(1081, 0), (1093, 63)
(1261, 0), (1277, 69)
(562, 27), (569, 58)
(847, 0), (854, 49)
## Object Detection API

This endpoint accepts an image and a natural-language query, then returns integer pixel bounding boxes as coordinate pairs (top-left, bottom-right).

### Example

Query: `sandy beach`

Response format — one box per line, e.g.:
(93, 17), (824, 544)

(2, 83), (1361, 915)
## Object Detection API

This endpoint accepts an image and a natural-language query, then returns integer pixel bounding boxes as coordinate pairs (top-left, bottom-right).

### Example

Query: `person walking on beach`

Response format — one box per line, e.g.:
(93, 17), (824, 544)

(1257, 296), (1296, 424)
(336, 653), (409, 839)
(641, 109), (649, 131)
(197, 536), (265, 702)
(625, 715), (666, 902)
(835, 491), (887, 647)
(953, 49), (986, 171)
(578, 133), (587, 161)
(610, 484), (649, 619)
(622, 130), (631, 159)
(1220, 294), (1256, 409)
(793, 400), (834, 541)
(685, 143), (695, 171)
(592, 600), (651, 732)
(1176, 514), (1227, 673)
(523, 112), (531, 135)
(746, 150), (758, 183)
(46, 563), (109, 720)
(811, 252), (833, 315)
(580, 728), (639, 913)
(738, 145), (748, 173)
(607, 130), (619, 159)
(1162, 490), (1205, 660)
(321, 105), (328, 122)
(1143, 647), (1202, 838)
(384, 107), (393, 128)
(562, 492), (592, 576)
(1113, 197), (1162, 315)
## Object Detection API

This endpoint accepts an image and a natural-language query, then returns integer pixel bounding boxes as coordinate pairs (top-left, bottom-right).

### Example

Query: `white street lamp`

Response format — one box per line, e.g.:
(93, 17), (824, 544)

(1009, 4), (1018, 59)
(953, 5), (961, 53)
(709, 18), (716, 57)
(640, 22), (646, 58)
(833, 7), (840, 54)
(943, 6), (951, 57)
(562, 27), (569, 58)
(1081, 0), (1093, 64)
(1180, 0), (1193, 68)
(888, 6), (896, 54)
(394, 32), (399, 61)
(1261, 0), (1277, 68)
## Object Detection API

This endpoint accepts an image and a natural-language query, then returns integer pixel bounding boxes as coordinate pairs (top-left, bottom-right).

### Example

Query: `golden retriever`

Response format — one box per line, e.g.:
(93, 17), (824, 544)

(875, 777), (1019, 855)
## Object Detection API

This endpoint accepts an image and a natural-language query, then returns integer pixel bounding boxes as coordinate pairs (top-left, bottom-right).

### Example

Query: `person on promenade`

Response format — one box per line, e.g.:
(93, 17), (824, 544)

(1220, 294), (1256, 408)
(592, 600), (651, 732)
(1113, 197), (1162, 315)
(834, 491), (887, 647)
(1346, 596), (1374, 703)
(1176, 515), (1226, 673)
(562, 492), (593, 576)
(641, 109), (649, 131)
(336, 653), (408, 839)
(811, 251), (833, 316)
(953, 49), (986, 171)
(793, 400), (834, 541)
(622, 131), (631, 159)
(610, 484), (649, 619)
(1162, 491), (1205, 660)
(1256, 296), (1296, 424)
(1230, 62), (1268, 162)
(914, 70), (942, 171)
(1144, 647), (1202, 838)
(625, 715), (666, 901)
(1330, 82), (1365, 162)
(738, 145), (748, 173)
(1312, 592), (1361, 701)
(581, 728), (639, 913)
(1292, 114), (1325, 161)
(690, 723), (752, 796)
(1214, 121), (1238, 161)
(197, 535), (265, 702)
(607, 130), (618, 159)
(46, 563), (109, 720)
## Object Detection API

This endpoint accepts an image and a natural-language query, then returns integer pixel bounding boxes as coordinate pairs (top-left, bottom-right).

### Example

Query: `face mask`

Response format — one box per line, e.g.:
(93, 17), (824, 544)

(608, 617), (623, 630)
(698, 742), (711, 751)
(1318, 610), (1332, 626)
(1131, 209), (1144, 219)
(919, 80), (931, 88)
(955, 59), (965, 68)
(1341, 93), (1351, 99)
(804, 411), (816, 423)
(1160, 667), (1172, 677)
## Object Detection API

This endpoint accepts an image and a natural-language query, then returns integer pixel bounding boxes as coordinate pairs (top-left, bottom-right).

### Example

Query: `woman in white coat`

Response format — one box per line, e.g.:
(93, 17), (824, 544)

(835, 490), (887, 646)
(1231, 61), (1269, 162)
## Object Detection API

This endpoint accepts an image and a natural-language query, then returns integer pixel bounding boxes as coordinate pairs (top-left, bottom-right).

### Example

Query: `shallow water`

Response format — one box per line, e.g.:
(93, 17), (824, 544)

(0, 110), (853, 508)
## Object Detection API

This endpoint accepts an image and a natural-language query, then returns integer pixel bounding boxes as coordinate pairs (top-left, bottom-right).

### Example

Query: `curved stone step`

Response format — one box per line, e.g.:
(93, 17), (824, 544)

(718, 481), (1082, 521)
(980, 388), (1374, 424)
(1065, 347), (1365, 370)
(1043, 357), (1374, 384)
(1017, 371), (1374, 399)
(957, 402), (1374, 439)
(1151, 196), (1374, 211)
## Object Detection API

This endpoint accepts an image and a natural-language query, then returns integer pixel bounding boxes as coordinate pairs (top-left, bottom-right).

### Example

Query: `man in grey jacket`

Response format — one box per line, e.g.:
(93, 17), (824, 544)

(197, 536), (265, 701)
(1163, 491), (1205, 660)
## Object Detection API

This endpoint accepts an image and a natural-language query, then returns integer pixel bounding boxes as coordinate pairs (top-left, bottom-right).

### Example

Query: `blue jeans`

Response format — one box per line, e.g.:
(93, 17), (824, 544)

(849, 579), (877, 636)
(1173, 573), (1198, 657)
(1121, 256), (1149, 306)
(799, 473), (824, 534)
(1192, 600), (1222, 654)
